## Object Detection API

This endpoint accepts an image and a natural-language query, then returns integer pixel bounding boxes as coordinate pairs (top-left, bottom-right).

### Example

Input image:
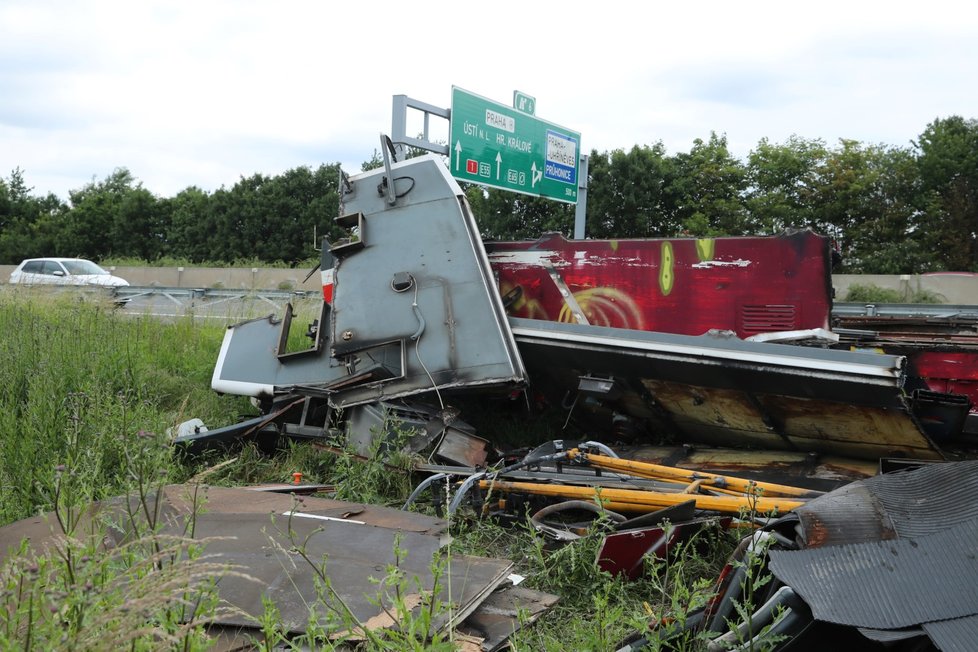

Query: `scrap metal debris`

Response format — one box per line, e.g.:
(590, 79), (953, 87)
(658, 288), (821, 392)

(177, 151), (978, 469)
(460, 442), (822, 518)
(152, 146), (978, 650)
(0, 484), (558, 649)
(620, 460), (978, 651)
(407, 441), (823, 589)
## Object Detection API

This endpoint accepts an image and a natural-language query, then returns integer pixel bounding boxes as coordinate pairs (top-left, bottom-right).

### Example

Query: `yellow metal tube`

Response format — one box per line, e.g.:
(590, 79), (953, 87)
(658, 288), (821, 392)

(479, 479), (803, 515)
(566, 449), (820, 498)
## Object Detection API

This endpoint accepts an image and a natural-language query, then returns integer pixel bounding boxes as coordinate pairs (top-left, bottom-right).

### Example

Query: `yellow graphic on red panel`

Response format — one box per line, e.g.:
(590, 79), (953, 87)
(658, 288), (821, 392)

(557, 288), (646, 330)
(499, 280), (550, 320)
(659, 241), (674, 296)
(696, 238), (715, 262)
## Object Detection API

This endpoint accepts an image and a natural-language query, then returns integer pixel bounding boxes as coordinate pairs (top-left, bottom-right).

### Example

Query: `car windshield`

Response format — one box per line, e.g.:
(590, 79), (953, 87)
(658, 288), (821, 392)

(62, 260), (108, 276)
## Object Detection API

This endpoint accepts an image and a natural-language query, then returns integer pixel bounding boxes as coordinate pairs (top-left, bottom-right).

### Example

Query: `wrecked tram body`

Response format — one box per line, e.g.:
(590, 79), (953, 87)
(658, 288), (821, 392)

(485, 229), (832, 338)
(196, 153), (967, 462)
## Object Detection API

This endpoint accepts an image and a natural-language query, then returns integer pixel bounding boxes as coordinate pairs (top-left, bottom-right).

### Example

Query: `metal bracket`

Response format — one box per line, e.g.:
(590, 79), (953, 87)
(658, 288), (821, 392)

(390, 95), (450, 161)
(546, 266), (589, 325)
(380, 134), (398, 205)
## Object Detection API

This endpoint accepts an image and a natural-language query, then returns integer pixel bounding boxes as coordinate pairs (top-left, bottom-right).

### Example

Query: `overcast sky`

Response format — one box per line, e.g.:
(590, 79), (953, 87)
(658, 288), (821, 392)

(2, 1), (976, 201)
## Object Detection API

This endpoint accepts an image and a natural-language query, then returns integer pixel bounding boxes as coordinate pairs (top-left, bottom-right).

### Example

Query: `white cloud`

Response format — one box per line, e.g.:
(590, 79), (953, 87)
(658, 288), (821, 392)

(2, 0), (977, 199)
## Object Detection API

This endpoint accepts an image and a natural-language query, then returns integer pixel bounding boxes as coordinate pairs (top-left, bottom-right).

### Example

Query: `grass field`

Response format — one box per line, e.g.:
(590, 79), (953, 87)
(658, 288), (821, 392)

(0, 292), (740, 650)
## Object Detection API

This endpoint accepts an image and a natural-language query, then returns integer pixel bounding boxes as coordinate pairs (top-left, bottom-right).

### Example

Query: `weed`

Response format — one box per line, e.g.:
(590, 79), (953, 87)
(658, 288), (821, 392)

(261, 506), (456, 650)
(324, 413), (416, 506)
(0, 463), (252, 650)
(843, 281), (944, 304)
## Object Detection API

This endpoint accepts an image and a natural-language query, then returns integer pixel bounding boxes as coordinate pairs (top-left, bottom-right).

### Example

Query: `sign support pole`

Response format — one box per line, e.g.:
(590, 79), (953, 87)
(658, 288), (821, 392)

(574, 154), (589, 240)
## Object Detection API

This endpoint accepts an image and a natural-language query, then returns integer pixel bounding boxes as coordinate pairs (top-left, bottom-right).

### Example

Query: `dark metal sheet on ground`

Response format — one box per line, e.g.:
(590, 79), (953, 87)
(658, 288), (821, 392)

(196, 626), (260, 652)
(457, 585), (560, 652)
(186, 512), (512, 634)
(162, 484), (448, 535)
(0, 485), (527, 642)
(768, 517), (978, 630)
(187, 511), (440, 631)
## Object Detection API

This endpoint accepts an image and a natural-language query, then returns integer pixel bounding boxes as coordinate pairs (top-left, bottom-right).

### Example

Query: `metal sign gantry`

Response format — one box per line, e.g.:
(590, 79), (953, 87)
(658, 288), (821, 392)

(390, 91), (590, 238)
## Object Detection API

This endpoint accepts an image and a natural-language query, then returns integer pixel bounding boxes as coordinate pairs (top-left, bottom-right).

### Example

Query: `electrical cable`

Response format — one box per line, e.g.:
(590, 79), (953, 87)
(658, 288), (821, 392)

(408, 276), (444, 410)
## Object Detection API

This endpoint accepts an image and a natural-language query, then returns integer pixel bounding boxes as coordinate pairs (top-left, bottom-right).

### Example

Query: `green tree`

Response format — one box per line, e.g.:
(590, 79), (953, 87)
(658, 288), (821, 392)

(835, 143), (927, 273)
(746, 136), (827, 233)
(177, 164), (341, 265)
(585, 143), (677, 238)
(64, 168), (164, 260)
(0, 168), (68, 263)
(163, 187), (213, 262)
(914, 116), (978, 270)
(668, 132), (749, 236)
(258, 165), (342, 264)
(469, 186), (573, 241)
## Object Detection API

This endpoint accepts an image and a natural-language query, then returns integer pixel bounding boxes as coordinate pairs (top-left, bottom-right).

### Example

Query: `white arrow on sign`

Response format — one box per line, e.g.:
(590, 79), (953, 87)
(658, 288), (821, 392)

(454, 141), (462, 171)
(530, 162), (543, 188)
(495, 152), (502, 180)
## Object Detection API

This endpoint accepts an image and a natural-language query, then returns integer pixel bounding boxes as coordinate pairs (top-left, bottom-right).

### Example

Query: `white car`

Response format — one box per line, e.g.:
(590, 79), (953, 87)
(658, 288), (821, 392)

(9, 258), (130, 287)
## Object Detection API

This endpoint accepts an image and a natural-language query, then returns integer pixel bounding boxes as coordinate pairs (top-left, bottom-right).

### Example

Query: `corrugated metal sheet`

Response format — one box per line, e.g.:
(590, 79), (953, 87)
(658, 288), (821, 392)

(768, 518), (978, 630)
(863, 460), (978, 539)
(922, 614), (978, 652)
(776, 460), (978, 549)
(788, 482), (895, 548)
(856, 626), (925, 643)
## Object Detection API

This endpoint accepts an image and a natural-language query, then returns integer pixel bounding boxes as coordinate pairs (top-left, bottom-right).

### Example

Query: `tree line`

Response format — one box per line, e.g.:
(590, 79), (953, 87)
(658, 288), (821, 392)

(2, 116), (976, 273)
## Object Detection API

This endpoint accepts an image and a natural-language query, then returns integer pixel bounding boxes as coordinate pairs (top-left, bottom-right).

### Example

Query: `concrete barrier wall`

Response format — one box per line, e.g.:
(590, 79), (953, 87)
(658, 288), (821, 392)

(3, 264), (978, 304)
(0, 264), (324, 292)
(833, 274), (978, 305)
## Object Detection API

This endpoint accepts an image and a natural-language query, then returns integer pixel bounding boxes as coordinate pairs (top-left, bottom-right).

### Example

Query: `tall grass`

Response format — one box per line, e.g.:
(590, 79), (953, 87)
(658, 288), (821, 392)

(0, 291), (252, 526)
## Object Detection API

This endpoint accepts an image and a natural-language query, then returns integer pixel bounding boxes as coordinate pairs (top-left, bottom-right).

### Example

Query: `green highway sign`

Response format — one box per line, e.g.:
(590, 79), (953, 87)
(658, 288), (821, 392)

(449, 86), (580, 204)
(513, 90), (536, 115)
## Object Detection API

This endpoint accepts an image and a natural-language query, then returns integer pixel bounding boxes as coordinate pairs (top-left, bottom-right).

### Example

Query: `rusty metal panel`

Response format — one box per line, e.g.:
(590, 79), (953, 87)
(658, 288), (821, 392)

(789, 482), (896, 548)
(511, 317), (943, 461)
(779, 460), (978, 548)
